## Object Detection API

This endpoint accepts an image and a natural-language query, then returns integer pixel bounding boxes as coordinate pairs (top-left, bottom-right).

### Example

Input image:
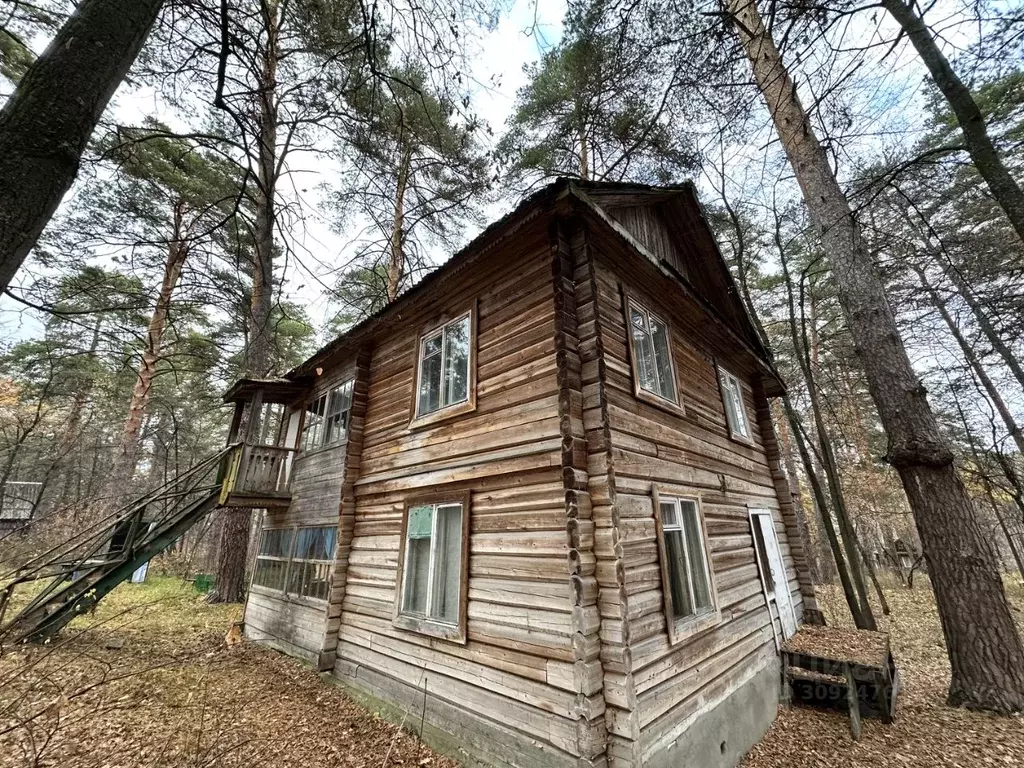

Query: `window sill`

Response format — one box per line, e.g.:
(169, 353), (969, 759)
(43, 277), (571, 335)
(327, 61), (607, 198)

(408, 399), (476, 430)
(727, 430), (757, 449)
(668, 608), (722, 645)
(394, 613), (466, 644)
(634, 386), (686, 419)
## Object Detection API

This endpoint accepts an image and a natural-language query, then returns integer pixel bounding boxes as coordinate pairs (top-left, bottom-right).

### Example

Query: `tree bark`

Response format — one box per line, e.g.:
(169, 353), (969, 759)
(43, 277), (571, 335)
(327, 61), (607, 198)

(880, 0), (1024, 247)
(210, 1), (280, 605)
(106, 201), (189, 502)
(386, 143), (411, 303)
(0, 0), (165, 292)
(728, 0), (1024, 712)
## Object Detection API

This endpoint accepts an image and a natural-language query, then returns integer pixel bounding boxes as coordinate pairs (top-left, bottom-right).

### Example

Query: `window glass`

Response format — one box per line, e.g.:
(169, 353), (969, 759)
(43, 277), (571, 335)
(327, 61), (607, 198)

(628, 301), (677, 403)
(417, 314), (472, 417)
(720, 370), (751, 439)
(252, 525), (335, 601)
(660, 496), (715, 623)
(401, 502), (464, 625)
(302, 379), (354, 450)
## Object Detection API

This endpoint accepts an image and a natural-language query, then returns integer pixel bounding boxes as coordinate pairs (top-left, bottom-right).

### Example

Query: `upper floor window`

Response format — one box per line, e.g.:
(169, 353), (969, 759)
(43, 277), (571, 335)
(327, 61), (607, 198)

(656, 495), (715, 631)
(302, 379), (354, 450)
(718, 368), (751, 440)
(396, 495), (469, 641)
(416, 313), (471, 417)
(627, 299), (678, 404)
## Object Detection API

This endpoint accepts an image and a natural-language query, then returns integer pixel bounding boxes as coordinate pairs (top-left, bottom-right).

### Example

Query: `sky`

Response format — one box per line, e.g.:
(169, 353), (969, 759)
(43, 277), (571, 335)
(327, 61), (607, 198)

(0, 0), (567, 344)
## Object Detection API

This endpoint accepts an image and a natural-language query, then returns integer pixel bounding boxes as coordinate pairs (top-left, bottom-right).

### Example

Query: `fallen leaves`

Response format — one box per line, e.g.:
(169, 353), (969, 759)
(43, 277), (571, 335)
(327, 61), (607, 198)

(744, 578), (1024, 768)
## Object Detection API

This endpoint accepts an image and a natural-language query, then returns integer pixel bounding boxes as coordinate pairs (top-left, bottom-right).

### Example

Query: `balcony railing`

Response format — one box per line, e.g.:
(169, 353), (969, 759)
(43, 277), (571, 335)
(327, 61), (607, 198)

(219, 443), (295, 508)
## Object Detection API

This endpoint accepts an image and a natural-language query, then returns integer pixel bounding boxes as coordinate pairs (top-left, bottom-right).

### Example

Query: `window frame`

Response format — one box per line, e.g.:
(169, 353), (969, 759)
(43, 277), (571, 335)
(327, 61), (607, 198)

(300, 378), (355, 454)
(250, 524), (338, 605)
(393, 491), (471, 643)
(652, 489), (720, 644)
(622, 291), (684, 416)
(409, 305), (478, 428)
(717, 364), (754, 444)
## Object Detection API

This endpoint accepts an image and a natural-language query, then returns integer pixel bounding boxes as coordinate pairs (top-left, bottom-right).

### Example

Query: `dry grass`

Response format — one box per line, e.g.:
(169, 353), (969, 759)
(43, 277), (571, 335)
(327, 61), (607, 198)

(2, 574), (1024, 767)
(744, 577), (1024, 767)
(0, 576), (459, 768)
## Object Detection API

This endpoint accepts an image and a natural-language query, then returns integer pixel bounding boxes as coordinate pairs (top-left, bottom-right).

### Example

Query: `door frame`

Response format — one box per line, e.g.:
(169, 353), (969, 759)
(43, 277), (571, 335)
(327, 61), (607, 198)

(749, 508), (797, 642)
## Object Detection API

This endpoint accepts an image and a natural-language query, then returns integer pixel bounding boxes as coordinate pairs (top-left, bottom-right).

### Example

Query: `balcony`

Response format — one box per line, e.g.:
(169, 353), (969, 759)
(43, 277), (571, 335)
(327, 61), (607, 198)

(219, 377), (311, 510)
(219, 443), (296, 508)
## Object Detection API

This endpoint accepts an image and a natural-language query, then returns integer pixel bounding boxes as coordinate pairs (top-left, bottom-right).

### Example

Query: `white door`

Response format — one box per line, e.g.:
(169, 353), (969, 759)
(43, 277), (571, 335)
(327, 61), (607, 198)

(751, 510), (797, 639)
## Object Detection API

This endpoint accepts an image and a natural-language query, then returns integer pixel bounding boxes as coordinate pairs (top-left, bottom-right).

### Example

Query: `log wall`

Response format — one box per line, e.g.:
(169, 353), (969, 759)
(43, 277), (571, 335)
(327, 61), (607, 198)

(332, 219), (589, 768)
(581, 223), (805, 762)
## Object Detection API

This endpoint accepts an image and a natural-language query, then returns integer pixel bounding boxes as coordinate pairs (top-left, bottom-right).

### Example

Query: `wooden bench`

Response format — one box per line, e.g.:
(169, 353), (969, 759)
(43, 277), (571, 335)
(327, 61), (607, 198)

(781, 626), (899, 740)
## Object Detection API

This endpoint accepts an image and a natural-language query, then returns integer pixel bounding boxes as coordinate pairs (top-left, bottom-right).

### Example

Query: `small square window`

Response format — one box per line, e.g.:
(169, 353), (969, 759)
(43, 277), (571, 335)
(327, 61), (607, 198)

(416, 314), (472, 418)
(719, 368), (751, 440)
(627, 300), (677, 404)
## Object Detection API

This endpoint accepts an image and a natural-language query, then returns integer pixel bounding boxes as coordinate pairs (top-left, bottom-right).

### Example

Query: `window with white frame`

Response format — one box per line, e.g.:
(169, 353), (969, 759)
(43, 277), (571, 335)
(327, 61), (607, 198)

(657, 496), (714, 623)
(399, 501), (465, 627)
(627, 300), (678, 403)
(301, 379), (354, 450)
(719, 368), (751, 439)
(251, 525), (336, 601)
(416, 313), (471, 417)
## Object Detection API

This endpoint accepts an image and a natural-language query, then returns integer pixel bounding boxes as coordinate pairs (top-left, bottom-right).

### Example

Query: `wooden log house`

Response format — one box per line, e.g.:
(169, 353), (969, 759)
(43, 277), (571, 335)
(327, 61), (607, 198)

(224, 179), (820, 768)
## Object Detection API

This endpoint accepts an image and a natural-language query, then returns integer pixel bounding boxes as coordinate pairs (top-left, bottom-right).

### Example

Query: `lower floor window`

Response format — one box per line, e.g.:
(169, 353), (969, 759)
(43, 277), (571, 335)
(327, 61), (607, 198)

(400, 500), (465, 626)
(658, 495), (714, 622)
(252, 525), (337, 601)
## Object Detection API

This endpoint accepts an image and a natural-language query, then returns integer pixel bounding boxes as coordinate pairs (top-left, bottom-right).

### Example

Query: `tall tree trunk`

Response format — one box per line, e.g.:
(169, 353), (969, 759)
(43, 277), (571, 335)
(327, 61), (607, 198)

(58, 317), (102, 512)
(914, 265), (1024, 455)
(579, 126), (589, 180)
(386, 143), (411, 303)
(728, 0), (1024, 712)
(0, 0), (165, 292)
(778, 229), (876, 629)
(210, 1), (280, 605)
(880, 0), (1024, 246)
(106, 201), (189, 502)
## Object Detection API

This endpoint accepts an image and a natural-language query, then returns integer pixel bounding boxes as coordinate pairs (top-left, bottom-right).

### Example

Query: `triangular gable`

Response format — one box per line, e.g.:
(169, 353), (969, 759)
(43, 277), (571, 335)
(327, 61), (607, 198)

(567, 181), (770, 365)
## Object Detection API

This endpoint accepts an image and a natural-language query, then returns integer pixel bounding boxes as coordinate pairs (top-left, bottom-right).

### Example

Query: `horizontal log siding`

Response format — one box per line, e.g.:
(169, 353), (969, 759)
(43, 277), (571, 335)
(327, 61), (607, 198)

(245, 588), (327, 664)
(588, 248), (802, 761)
(334, 224), (582, 768)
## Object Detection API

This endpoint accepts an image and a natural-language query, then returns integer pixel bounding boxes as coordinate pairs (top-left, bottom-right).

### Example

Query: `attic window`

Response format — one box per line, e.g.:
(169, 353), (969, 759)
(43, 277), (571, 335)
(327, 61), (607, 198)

(627, 299), (678, 404)
(415, 312), (473, 419)
(719, 368), (751, 440)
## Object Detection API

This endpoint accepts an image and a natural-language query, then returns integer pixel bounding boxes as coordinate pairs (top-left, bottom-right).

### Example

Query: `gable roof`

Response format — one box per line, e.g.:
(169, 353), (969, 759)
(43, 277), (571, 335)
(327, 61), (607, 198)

(289, 179), (775, 388)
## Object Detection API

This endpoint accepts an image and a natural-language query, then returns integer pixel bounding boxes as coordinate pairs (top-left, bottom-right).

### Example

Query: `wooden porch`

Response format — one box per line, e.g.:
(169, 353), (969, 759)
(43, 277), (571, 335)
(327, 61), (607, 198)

(218, 443), (296, 508)
(218, 376), (311, 510)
